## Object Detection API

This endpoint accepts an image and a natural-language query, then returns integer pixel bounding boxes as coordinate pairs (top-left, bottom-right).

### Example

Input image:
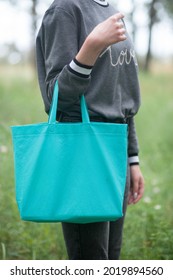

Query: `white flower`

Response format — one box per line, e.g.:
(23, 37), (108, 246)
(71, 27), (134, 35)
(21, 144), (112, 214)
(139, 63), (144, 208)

(143, 196), (152, 203)
(0, 145), (8, 153)
(151, 178), (159, 186)
(154, 205), (161, 210)
(153, 187), (160, 194)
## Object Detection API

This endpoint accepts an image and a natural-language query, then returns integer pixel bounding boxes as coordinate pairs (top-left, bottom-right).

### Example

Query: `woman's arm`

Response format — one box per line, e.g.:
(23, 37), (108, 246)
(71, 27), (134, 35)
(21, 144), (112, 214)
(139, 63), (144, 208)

(76, 13), (126, 66)
(128, 118), (145, 204)
(128, 165), (145, 205)
(37, 10), (127, 113)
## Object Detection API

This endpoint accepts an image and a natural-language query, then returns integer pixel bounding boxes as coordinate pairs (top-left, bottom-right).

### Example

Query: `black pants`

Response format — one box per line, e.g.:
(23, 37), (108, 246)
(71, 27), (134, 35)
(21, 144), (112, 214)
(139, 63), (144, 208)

(62, 167), (130, 260)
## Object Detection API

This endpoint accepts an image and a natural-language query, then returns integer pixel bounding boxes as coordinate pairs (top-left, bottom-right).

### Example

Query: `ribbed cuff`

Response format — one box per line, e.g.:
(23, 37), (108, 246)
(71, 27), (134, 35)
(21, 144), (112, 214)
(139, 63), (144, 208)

(128, 154), (139, 166)
(68, 58), (93, 78)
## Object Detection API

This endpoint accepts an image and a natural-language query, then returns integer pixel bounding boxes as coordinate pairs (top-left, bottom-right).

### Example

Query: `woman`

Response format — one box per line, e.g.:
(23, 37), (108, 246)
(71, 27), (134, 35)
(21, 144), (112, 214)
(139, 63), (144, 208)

(36, 0), (144, 260)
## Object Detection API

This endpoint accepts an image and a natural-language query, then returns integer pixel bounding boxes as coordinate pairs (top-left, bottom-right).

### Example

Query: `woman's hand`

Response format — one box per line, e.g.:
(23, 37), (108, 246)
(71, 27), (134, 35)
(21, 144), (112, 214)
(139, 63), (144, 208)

(89, 12), (127, 50)
(76, 13), (126, 66)
(128, 165), (145, 205)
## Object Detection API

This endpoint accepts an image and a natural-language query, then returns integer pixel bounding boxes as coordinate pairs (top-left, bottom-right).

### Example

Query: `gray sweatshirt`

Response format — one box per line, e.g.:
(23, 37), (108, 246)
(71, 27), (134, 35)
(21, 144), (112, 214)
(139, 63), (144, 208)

(36, 0), (141, 164)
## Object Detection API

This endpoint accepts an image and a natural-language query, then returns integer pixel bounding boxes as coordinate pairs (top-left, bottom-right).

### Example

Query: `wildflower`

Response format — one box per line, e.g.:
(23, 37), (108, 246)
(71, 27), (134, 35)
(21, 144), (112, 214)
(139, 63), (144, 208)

(154, 205), (161, 210)
(0, 145), (8, 153)
(153, 187), (160, 194)
(151, 178), (159, 186)
(143, 196), (152, 203)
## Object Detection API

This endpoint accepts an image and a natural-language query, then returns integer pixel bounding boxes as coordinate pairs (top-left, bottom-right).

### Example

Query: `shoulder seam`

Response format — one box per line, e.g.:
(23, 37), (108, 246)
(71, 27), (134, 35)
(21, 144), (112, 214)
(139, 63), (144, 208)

(44, 7), (76, 24)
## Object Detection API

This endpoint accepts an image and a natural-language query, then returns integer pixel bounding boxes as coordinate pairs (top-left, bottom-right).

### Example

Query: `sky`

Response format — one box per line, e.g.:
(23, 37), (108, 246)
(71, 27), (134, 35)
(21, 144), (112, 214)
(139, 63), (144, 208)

(0, 0), (173, 63)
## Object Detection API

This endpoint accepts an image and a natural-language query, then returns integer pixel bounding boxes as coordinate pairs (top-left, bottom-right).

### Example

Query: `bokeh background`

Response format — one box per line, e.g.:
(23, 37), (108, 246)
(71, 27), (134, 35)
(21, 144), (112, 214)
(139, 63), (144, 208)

(0, 0), (173, 260)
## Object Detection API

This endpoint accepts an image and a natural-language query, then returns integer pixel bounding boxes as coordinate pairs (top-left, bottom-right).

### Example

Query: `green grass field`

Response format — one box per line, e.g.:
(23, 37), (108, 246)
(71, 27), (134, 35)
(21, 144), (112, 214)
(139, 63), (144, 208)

(0, 64), (173, 260)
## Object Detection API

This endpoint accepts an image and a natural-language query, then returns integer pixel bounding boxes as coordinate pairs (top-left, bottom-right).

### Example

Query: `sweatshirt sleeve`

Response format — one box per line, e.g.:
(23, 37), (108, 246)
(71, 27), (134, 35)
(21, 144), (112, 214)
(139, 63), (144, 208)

(128, 117), (140, 165)
(37, 7), (93, 113)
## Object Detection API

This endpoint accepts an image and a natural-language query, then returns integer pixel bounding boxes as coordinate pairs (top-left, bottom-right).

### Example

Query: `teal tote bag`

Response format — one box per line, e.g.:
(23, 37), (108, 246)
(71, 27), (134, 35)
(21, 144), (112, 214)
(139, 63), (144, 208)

(11, 81), (128, 223)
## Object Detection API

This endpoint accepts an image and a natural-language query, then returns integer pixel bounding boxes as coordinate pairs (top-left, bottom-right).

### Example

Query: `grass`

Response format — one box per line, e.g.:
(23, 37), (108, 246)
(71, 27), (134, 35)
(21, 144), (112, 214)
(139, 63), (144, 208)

(121, 69), (173, 260)
(0, 64), (173, 260)
(0, 65), (67, 260)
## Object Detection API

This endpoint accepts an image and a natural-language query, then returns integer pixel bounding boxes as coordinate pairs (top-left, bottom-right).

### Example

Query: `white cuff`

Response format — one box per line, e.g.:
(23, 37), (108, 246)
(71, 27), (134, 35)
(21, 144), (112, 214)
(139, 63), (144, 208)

(68, 59), (93, 78)
(128, 155), (139, 165)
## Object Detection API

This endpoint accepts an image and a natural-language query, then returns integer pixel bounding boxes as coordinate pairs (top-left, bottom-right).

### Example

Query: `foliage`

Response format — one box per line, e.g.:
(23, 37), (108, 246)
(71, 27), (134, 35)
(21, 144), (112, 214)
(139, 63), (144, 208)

(164, 0), (173, 16)
(0, 64), (173, 260)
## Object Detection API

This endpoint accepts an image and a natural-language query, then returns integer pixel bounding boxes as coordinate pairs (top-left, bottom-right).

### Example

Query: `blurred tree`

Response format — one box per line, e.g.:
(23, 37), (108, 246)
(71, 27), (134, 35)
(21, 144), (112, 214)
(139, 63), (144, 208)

(144, 0), (160, 71)
(1, 0), (38, 33)
(144, 0), (173, 71)
(129, 0), (137, 44)
(0, 43), (22, 64)
(164, 0), (173, 14)
(30, 0), (39, 68)
(162, 0), (173, 20)
(0, 0), (45, 67)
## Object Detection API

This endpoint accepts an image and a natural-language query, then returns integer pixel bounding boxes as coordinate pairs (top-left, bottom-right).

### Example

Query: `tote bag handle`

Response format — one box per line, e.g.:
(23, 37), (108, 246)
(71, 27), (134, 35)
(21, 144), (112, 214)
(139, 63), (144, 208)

(48, 81), (90, 124)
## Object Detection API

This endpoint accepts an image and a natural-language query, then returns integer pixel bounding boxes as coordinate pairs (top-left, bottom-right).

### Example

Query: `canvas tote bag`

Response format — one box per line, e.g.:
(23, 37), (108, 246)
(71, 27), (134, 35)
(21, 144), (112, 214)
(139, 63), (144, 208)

(11, 81), (128, 223)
